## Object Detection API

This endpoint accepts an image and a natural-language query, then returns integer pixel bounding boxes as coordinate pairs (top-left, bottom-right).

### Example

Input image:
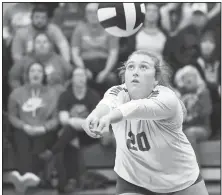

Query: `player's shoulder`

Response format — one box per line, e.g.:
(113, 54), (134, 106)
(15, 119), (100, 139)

(106, 84), (128, 96)
(151, 85), (180, 108)
(153, 85), (178, 99)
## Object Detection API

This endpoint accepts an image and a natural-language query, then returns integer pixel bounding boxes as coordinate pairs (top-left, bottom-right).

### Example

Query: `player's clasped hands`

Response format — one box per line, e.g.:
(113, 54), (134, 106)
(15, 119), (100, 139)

(82, 114), (111, 138)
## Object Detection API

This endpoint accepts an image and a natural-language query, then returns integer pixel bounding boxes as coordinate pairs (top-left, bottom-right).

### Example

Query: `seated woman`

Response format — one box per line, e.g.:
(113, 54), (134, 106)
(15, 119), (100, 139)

(9, 32), (73, 93)
(174, 65), (212, 161)
(71, 3), (119, 96)
(39, 67), (101, 193)
(8, 62), (59, 194)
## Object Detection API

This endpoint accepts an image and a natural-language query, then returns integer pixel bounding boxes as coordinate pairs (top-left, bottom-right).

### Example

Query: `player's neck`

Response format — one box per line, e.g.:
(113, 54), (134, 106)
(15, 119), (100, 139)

(129, 88), (153, 100)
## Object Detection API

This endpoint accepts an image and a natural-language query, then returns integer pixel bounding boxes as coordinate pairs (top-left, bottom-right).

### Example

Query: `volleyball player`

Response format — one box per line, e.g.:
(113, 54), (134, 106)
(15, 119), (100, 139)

(83, 50), (209, 195)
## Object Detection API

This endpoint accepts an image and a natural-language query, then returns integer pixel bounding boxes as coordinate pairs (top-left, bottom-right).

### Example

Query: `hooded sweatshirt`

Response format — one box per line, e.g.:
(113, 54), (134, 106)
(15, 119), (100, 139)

(8, 84), (59, 131)
(9, 52), (72, 90)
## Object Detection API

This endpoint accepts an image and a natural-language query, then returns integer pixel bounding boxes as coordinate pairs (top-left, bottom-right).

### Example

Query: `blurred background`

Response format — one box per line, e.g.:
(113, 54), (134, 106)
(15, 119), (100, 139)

(2, 2), (221, 195)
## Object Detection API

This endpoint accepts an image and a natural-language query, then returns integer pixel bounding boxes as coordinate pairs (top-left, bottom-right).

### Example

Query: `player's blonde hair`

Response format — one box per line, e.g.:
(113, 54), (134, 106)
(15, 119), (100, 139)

(118, 50), (173, 88)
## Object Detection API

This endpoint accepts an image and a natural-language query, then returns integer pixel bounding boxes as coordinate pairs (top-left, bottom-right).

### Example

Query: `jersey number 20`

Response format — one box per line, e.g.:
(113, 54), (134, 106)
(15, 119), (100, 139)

(127, 132), (150, 151)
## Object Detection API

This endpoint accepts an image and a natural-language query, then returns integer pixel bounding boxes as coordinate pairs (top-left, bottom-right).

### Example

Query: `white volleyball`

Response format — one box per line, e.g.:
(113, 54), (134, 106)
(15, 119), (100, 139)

(97, 3), (146, 37)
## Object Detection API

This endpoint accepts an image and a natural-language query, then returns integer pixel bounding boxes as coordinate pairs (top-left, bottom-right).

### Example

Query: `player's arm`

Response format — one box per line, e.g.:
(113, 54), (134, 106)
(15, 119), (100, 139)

(85, 92), (117, 127)
(83, 86), (121, 137)
(107, 90), (178, 124)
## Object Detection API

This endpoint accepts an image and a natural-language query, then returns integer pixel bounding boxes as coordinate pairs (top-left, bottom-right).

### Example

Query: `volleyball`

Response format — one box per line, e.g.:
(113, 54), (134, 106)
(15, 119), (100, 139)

(97, 3), (146, 37)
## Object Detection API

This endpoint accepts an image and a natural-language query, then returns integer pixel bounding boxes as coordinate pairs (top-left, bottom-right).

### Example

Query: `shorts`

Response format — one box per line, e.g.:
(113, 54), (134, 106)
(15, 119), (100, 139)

(116, 173), (203, 195)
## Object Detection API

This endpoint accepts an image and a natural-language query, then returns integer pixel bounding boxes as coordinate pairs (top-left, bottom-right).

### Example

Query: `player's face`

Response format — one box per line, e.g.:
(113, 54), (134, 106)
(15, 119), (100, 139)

(145, 4), (159, 24)
(34, 34), (51, 55)
(32, 12), (48, 30)
(72, 68), (87, 87)
(29, 63), (44, 85)
(125, 54), (156, 99)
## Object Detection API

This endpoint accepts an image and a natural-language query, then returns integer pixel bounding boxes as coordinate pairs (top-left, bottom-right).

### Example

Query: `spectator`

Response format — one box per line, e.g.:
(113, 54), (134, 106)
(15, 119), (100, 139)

(32, 2), (59, 18)
(174, 65), (212, 161)
(39, 67), (101, 193)
(52, 3), (85, 42)
(196, 31), (220, 86)
(160, 3), (221, 36)
(8, 62), (59, 193)
(71, 3), (119, 96)
(195, 30), (221, 138)
(3, 3), (34, 46)
(11, 4), (70, 63)
(161, 3), (183, 36)
(135, 3), (167, 58)
(163, 4), (209, 74)
(9, 32), (72, 93)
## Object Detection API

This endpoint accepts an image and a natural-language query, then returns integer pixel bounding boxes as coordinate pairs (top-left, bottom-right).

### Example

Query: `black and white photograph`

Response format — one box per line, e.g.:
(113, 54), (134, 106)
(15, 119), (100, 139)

(2, 2), (221, 195)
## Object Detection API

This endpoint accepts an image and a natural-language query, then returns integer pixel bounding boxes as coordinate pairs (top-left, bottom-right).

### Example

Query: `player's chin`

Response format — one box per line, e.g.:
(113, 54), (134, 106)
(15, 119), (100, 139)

(128, 86), (141, 95)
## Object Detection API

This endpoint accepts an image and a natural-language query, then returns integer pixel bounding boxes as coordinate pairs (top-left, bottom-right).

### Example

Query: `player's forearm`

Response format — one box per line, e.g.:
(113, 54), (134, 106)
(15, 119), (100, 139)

(107, 109), (123, 124)
(91, 103), (110, 118)
(117, 99), (175, 120)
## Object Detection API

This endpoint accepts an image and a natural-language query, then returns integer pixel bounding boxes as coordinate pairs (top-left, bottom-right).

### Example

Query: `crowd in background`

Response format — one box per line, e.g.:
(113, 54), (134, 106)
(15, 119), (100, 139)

(3, 2), (221, 193)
